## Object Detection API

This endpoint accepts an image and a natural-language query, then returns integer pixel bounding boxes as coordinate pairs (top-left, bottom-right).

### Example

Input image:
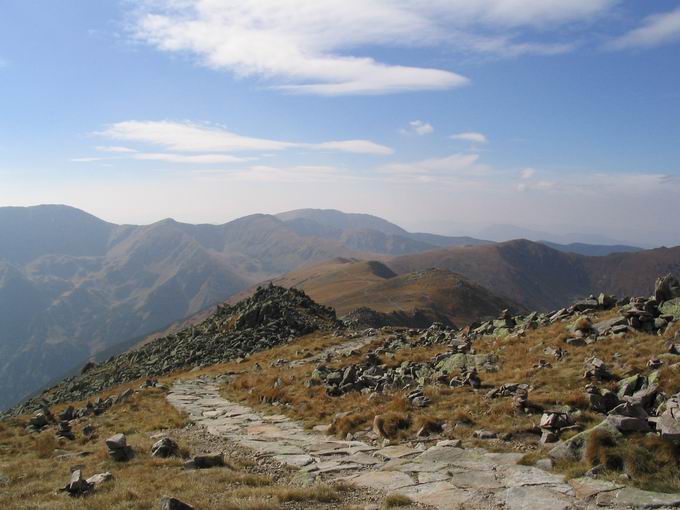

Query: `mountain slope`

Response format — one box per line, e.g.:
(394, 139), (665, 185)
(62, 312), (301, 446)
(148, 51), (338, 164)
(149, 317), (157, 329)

(0, 206), (362, 410)
(540, 240), (642, 256)
(254, 258), (521, 327)
(277, 208), (492, 254)
(388, 240), (680, 310)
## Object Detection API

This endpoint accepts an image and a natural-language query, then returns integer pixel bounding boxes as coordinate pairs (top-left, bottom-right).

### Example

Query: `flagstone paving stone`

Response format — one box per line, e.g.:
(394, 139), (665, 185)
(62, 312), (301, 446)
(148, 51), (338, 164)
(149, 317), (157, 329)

(168, 376), (680, 509)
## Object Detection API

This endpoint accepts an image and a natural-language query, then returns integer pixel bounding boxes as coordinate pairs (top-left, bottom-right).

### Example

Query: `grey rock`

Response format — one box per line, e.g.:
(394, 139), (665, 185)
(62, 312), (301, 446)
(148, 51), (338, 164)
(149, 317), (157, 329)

(605, 414), (651, 433)
(151, 437), (180, 458)
(86, 472), (113, 486)
(160, 496), (195, 510)
(186, 453), (224, 469)
(62, 470), (93, 497)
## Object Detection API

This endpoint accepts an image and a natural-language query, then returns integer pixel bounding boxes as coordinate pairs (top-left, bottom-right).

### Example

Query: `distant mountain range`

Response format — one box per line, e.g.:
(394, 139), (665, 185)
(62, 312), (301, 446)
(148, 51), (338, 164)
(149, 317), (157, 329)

(0, 204), (672, 410)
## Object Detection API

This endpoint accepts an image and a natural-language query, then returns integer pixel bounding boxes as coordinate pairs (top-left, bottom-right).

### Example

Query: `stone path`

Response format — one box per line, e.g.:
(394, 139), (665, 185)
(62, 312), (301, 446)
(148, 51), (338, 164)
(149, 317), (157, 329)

(168, 377), (680, 509)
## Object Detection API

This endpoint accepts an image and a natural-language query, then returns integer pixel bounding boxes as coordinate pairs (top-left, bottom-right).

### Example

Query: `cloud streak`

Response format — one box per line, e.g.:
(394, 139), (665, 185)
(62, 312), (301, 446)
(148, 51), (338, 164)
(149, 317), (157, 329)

(100, 120), (393, 155)
(609, 7), (680, 50)
(450, 132), (488, 144)
(131, 0), (615, 95)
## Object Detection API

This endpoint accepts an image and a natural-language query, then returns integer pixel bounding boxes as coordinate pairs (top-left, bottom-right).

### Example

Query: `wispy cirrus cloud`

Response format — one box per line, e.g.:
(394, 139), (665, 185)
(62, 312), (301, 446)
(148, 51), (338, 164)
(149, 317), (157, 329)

(130, 0), (615, 95)
(133, 152), (246, 164)
(99, 120), (393, 155)
(450, 132), (488, 144)
(609, 7), (680, 50)
(95, 145), (138, 154)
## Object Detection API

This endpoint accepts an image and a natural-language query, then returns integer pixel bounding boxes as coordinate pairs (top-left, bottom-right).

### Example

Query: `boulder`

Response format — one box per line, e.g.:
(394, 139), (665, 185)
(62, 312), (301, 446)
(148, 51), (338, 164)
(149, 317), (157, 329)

(106, 433), (134, 461)
(151, 437), (180, 458)
(586, 385), (620, 413)
(605, 415), (651, 433)
(660, 298), (680, 321)
(657, 393), (680, 440)
(598, 293), (617, 309)
(583, 357), (612, 380)
(185, 453), (224, 469)
(62, 470), (93, 497)
(655, 274), (680, 303)
(86, 472), (113, 486)
(549, 420), (621, 463)
(592, 316), (627, 335)
(540, 412), (574, 431)
(56, 420), (75, 440)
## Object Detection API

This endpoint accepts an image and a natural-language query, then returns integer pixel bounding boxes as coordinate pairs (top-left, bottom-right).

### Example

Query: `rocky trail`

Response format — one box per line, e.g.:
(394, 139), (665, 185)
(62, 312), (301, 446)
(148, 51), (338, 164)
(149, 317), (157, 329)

(168, 376), (680, 510)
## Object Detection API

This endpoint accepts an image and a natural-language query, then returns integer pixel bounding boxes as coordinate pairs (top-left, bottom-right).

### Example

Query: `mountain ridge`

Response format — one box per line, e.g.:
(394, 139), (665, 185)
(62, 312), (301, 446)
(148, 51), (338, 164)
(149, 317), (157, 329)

(0, 204), (676, 411)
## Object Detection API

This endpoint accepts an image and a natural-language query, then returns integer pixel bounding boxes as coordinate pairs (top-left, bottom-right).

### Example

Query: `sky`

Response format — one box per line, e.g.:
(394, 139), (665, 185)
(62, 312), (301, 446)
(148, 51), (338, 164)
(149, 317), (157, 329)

(1, 1), (679, 246)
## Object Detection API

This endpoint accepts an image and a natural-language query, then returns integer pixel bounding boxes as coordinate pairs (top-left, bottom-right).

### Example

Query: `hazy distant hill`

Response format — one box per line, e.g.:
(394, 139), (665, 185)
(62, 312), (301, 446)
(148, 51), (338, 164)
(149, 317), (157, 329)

(261, 258), (521, 327)
(539, 241), (642, 257)
(388, 240), (680, 310)
(277, 209), (491, 254)
(0, 206), (361, 410)
(0, 205), (676, 411)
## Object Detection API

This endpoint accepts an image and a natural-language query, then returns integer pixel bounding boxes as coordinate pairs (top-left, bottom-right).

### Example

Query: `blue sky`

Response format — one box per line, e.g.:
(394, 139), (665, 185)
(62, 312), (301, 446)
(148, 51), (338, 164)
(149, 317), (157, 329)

(1, 1), (679, 246)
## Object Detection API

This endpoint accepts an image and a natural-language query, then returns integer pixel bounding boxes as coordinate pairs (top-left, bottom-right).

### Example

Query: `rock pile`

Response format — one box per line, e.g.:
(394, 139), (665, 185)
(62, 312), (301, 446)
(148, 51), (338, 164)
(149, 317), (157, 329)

(539, 411), (576, 444)
(309, 343), (499, 400)
(10, 285), (337, 414)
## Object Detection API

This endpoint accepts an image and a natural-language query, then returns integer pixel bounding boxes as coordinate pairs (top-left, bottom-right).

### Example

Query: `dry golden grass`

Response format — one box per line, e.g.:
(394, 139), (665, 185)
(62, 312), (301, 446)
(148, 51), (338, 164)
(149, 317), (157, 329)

(216, 312), (680, 492)
(0, 386), (351, 509)
(381, 494), (413, 508)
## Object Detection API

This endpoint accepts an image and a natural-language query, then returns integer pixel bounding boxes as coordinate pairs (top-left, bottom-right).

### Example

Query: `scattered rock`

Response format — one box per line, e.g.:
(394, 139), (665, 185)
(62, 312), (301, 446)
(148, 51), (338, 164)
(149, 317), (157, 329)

(86, 472), (113, 486)
(151, 437), (180, 458)
(61, 470), (93, 497)
(185, 453), (224, 469)
(473, 429), (497, 439)
(106, 433), (134, 461)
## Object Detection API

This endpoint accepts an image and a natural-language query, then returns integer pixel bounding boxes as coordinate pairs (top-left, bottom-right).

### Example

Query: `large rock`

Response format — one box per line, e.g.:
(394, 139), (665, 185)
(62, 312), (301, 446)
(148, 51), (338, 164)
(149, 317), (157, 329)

(61, 470), (93, 497)
(660, 298), (680, 321)
(655, 274), (680, 303)
(657, 393), (680, 440)
(185, 453), (224, 469)
(151, 437), (180, 458)
(106, 433), (134, 461)
(605, 414), (651, 433)
(549, 420), (621, 462)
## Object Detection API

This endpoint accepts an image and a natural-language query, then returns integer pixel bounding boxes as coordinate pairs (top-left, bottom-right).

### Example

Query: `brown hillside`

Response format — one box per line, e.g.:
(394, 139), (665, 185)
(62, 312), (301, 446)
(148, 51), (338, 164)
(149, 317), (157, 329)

(236, 258), (519, 327)
(388, 240), (680, 310)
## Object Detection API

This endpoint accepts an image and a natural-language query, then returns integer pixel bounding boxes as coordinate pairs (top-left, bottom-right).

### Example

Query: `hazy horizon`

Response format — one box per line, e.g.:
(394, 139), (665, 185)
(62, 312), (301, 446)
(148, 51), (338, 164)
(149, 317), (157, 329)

(2, 1), (679, 246)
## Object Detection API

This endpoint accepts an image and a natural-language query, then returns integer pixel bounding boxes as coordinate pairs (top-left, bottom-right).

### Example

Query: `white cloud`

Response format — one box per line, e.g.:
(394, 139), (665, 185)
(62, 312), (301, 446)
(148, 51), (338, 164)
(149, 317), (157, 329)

(0, 58), (8, 69)
(131, 0), (615, 95)
(403, 120), (434, 136)
(519, 167), (536, 179)
(194, 165), (345, 183)
(95, 145), (138, 153)
(99, 120), (392, 155)
(450, 132), (488, 144)
(133, 152), (245, 164)
(377, 153), (490, 183)
(609, 7), (680, 50)
(70, 157), (106, 163)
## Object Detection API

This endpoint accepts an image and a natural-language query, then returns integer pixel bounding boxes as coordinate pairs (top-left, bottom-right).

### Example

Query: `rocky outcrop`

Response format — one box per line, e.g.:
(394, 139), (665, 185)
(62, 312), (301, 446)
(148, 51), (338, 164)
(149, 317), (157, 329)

(8, 285), (337, 415)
